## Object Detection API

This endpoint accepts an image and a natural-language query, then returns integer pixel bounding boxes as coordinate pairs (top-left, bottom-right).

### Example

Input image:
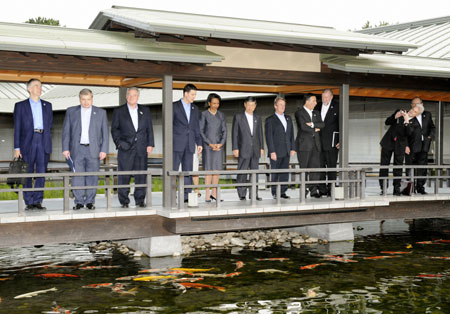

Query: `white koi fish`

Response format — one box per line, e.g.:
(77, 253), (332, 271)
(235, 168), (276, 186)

(14, 287), (57, 299)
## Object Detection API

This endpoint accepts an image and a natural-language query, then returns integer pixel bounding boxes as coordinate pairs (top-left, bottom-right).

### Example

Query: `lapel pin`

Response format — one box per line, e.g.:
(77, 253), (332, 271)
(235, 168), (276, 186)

(139, 111), (143, 115)
(93, 111), (96, 115)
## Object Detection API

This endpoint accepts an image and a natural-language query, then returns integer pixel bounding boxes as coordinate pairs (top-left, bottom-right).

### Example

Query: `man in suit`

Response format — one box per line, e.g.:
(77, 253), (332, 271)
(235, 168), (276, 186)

(316, 89), (339, 197)
(13, 78), (53, 210)
(379, 107), (416, 195)
(111, 87), (154, 208)
(405, 98), (435, 194)
(265, 96), (295, 199)
(62, 89), (109, 210)
(232, 96), (264, 201)
(295, 93), (325, 198)
(173, 84), (202, 203)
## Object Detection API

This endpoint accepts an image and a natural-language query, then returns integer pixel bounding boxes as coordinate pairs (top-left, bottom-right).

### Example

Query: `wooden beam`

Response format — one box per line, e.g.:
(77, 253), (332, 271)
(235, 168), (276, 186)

(121, 77), (162, 87)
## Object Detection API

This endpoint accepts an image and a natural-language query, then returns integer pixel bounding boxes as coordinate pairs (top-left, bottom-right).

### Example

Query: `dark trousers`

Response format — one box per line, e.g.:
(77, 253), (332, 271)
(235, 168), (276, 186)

(173, 149), (194, 201)
(405, 151), (428, 191)
(297, 148), (321, 194)
(72, 145), (100, 205)
(24, 133), (49, 205)
(379, 147), (404, 191)
(237, 155), (259, 198)
(269, 155), (290, 196)
(319, 148), (338, 194)
(118, 149), (148, 205)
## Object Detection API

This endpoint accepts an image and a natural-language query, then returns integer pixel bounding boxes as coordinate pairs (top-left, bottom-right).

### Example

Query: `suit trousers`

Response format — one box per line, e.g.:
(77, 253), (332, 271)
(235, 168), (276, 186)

(379, 148), (404, 190)
(72, 145), (100, 205)
(297, 148), (321, 194)
(118, 149), (148, 205)
(24, 133), (49, 205)
(405, 151), (428, 191)
(319, 148), (338, 194)
(237, 155), (259, 198)
(173, 149), (194, 201)
(269, 155), (290, 196)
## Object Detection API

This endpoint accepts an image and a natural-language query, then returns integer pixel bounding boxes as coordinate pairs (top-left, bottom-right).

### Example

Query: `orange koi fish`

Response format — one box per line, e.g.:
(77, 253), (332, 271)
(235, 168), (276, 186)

(79, 266), (119, 270)
(416, 241), (438, 244)
(164, 270), (193, 276)
(116, 275), (143, 281)
(172, 277), (204, 282)
(300, 263), (324, 270)
(0, 277), (12, 281)
(363, 256), (399, 260)
(324, 257), (357, 263)
(235, 261), (244, 270)
(224, 272), (242, 277)
(179, 282), (226, 292)
(35, 273), (79, 278)
(436, 239), (450, 243)
(418, 273), (444, 278)
(256, 258), (290, 262)
(380, 251), (412, 254)
(427, 256), (450, 260)
(82, 283), (113, 288)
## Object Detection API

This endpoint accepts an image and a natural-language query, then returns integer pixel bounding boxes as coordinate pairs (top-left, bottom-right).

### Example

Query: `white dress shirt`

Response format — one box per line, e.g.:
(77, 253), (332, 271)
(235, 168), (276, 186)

(128, 104), (138, 132)
(80, 106), (92, 144)
(245, 112), (254, 135)
(303, 106), (314, 128)
(416, 113), (424, 140)
(275, 112), (287, 132)
(321, 102), (330, 122)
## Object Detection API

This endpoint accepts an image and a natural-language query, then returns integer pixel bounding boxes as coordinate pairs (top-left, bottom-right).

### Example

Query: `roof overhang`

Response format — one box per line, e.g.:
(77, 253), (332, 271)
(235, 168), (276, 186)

(90, 6), (418, 55)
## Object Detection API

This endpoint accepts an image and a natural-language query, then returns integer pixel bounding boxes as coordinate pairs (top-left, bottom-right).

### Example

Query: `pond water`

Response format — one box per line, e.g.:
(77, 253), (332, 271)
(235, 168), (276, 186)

(0, 219), (450, 313)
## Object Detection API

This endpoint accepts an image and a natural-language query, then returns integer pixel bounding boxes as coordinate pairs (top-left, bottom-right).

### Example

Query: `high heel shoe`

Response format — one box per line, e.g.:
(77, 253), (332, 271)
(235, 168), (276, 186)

(211, 196), (223, 202)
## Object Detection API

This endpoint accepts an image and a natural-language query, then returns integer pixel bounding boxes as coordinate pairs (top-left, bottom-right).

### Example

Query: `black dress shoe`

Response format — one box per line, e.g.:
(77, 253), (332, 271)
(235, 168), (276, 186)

(25, 204), (35, 210)
(210, 196), (223, 202)
(34, 203), (46, 210)
(393, 190), (401, 196)
(136, 202), (146, 208)
(280, 194), (290, 199)
(310, 191), (321, 198)
(73, 203), (84, 210)
(239, 196), (246, 201)
(256, 196), (262, 201)
(121, 204), (129, 208)
(417, 189), (427, 195)
(86, 203), (95, 210)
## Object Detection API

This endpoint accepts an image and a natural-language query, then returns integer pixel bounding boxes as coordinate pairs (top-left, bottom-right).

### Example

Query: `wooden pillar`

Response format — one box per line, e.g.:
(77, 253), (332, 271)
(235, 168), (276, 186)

(118, 87), (127, 105)
(339, 84), (350, 197)
(436, 101), (443, 165)
(162, 75), (173, 208)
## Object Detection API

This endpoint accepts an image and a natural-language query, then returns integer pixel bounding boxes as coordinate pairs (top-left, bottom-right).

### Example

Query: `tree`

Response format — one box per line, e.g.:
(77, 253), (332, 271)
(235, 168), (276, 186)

(361, 20), (391, 29)
(25, 17), (60, 26)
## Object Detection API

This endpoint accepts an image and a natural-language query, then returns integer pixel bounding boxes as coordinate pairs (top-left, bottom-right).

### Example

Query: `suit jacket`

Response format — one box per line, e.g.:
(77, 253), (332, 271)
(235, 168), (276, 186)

(265, 113), (295, 158)
(232, 112), (264, 159)
(111, 104), (154, 156)
(380, 109), (411, 154)
(62, 105), (109, 159)
(315, 100), (339, 151)
(13, 98), (53, 161)
(173, 100), (202, 153)
(408, 111), (435, 153)
(295, 107), (324, 152)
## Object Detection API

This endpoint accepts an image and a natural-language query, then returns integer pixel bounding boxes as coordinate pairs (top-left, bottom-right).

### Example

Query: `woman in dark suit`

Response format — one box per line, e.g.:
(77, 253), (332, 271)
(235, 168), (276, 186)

(199, 93), (227, 202)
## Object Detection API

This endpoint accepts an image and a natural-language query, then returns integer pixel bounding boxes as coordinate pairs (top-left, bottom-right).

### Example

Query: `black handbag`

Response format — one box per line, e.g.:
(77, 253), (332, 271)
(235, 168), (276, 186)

(7, 157), (28, 187)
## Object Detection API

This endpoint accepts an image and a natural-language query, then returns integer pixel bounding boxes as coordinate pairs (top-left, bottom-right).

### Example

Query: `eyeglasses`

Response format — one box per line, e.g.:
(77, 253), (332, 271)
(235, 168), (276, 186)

(412, 103), (422, 105)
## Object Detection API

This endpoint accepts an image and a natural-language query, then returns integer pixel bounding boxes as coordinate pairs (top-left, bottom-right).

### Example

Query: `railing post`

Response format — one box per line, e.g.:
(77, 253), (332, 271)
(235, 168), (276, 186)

(146, 173), (152, 207)
(300, 172), (306, 204)
(63, 175), (70, 214)
(360, 169), (366, 200)
(216, 186), (221, 208)
(251, 172), (256, 206)
(330, 183), (336, 203)
(383, 175), (388, 197)
(276, 183), (281, 206)
(356, 170), (361, 198)
(178, 174), (184, 210)
(106, 172), (112, 211)
(18, 189), (24, 216)
(434, 169), (439, 195)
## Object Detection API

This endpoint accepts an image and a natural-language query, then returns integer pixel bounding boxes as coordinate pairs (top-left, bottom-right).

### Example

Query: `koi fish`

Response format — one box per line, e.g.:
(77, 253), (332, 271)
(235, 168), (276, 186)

(427, 256), (450, 260)
(133, 275), (175, 281)
(51, 303), (71, 314)
(418, 273), (444, 278)
(416, 241), (438, 244)
(406, 244), (413, 249)
(14, 287), (58, 299)
(437, 239), (450, 243)
(35, 273), (79, 278)
(0, 277), (12, 281)
(112, 285), (138, 296)
(43, 265), (76, 269)
(256, 258), (290, 262)
(82, 283), (113, 288)
(171, 277), (204, 282)
(178, 282), (226, 292)
(163, 270), (193, 276)
(235, 261), (244, 270)
(324, 257), (357, 263)
(300, 263), (324, 270)
(380, 251), (412, 254)
(170, 268), (214, 272)
(79, 266), (119, 270)
(363, 256), (399, 260)
(138, 268), (163, 273)
(116, 275), (144, 281)
(257, 269), (288, 274)
(224, 272), (242, 277)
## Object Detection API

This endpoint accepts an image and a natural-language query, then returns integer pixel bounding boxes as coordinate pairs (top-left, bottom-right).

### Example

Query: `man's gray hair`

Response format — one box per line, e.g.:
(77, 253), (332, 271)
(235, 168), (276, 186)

(322, 88), (333, 96)
(274, 95), (286, 105)
(26, 78), (41, 89)
(416, 103), (425, 114)
(79, 88), (93, 97)
(127, 87), (140, 95)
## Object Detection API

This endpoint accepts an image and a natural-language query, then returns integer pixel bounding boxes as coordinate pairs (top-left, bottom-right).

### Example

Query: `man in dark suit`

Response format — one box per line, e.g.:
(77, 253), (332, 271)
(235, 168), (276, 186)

(405, 98), (435, 194)
(295, 93), (325, 198)
(173, 84), (202, 202)
(232, 96), (264, 201)
(111, 87), (154, 208)
(13, 78), (53, 210)
(379, 107), (416, 195)
(62, 89), (109, 210)
(316, 89), (339, 196)
(265, 96), (295, 199)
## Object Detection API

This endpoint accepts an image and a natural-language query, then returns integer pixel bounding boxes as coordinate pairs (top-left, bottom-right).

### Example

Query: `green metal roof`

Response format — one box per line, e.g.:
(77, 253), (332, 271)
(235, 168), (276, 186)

(0, 21), (223, 64)
(90, 6), (417, 53)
